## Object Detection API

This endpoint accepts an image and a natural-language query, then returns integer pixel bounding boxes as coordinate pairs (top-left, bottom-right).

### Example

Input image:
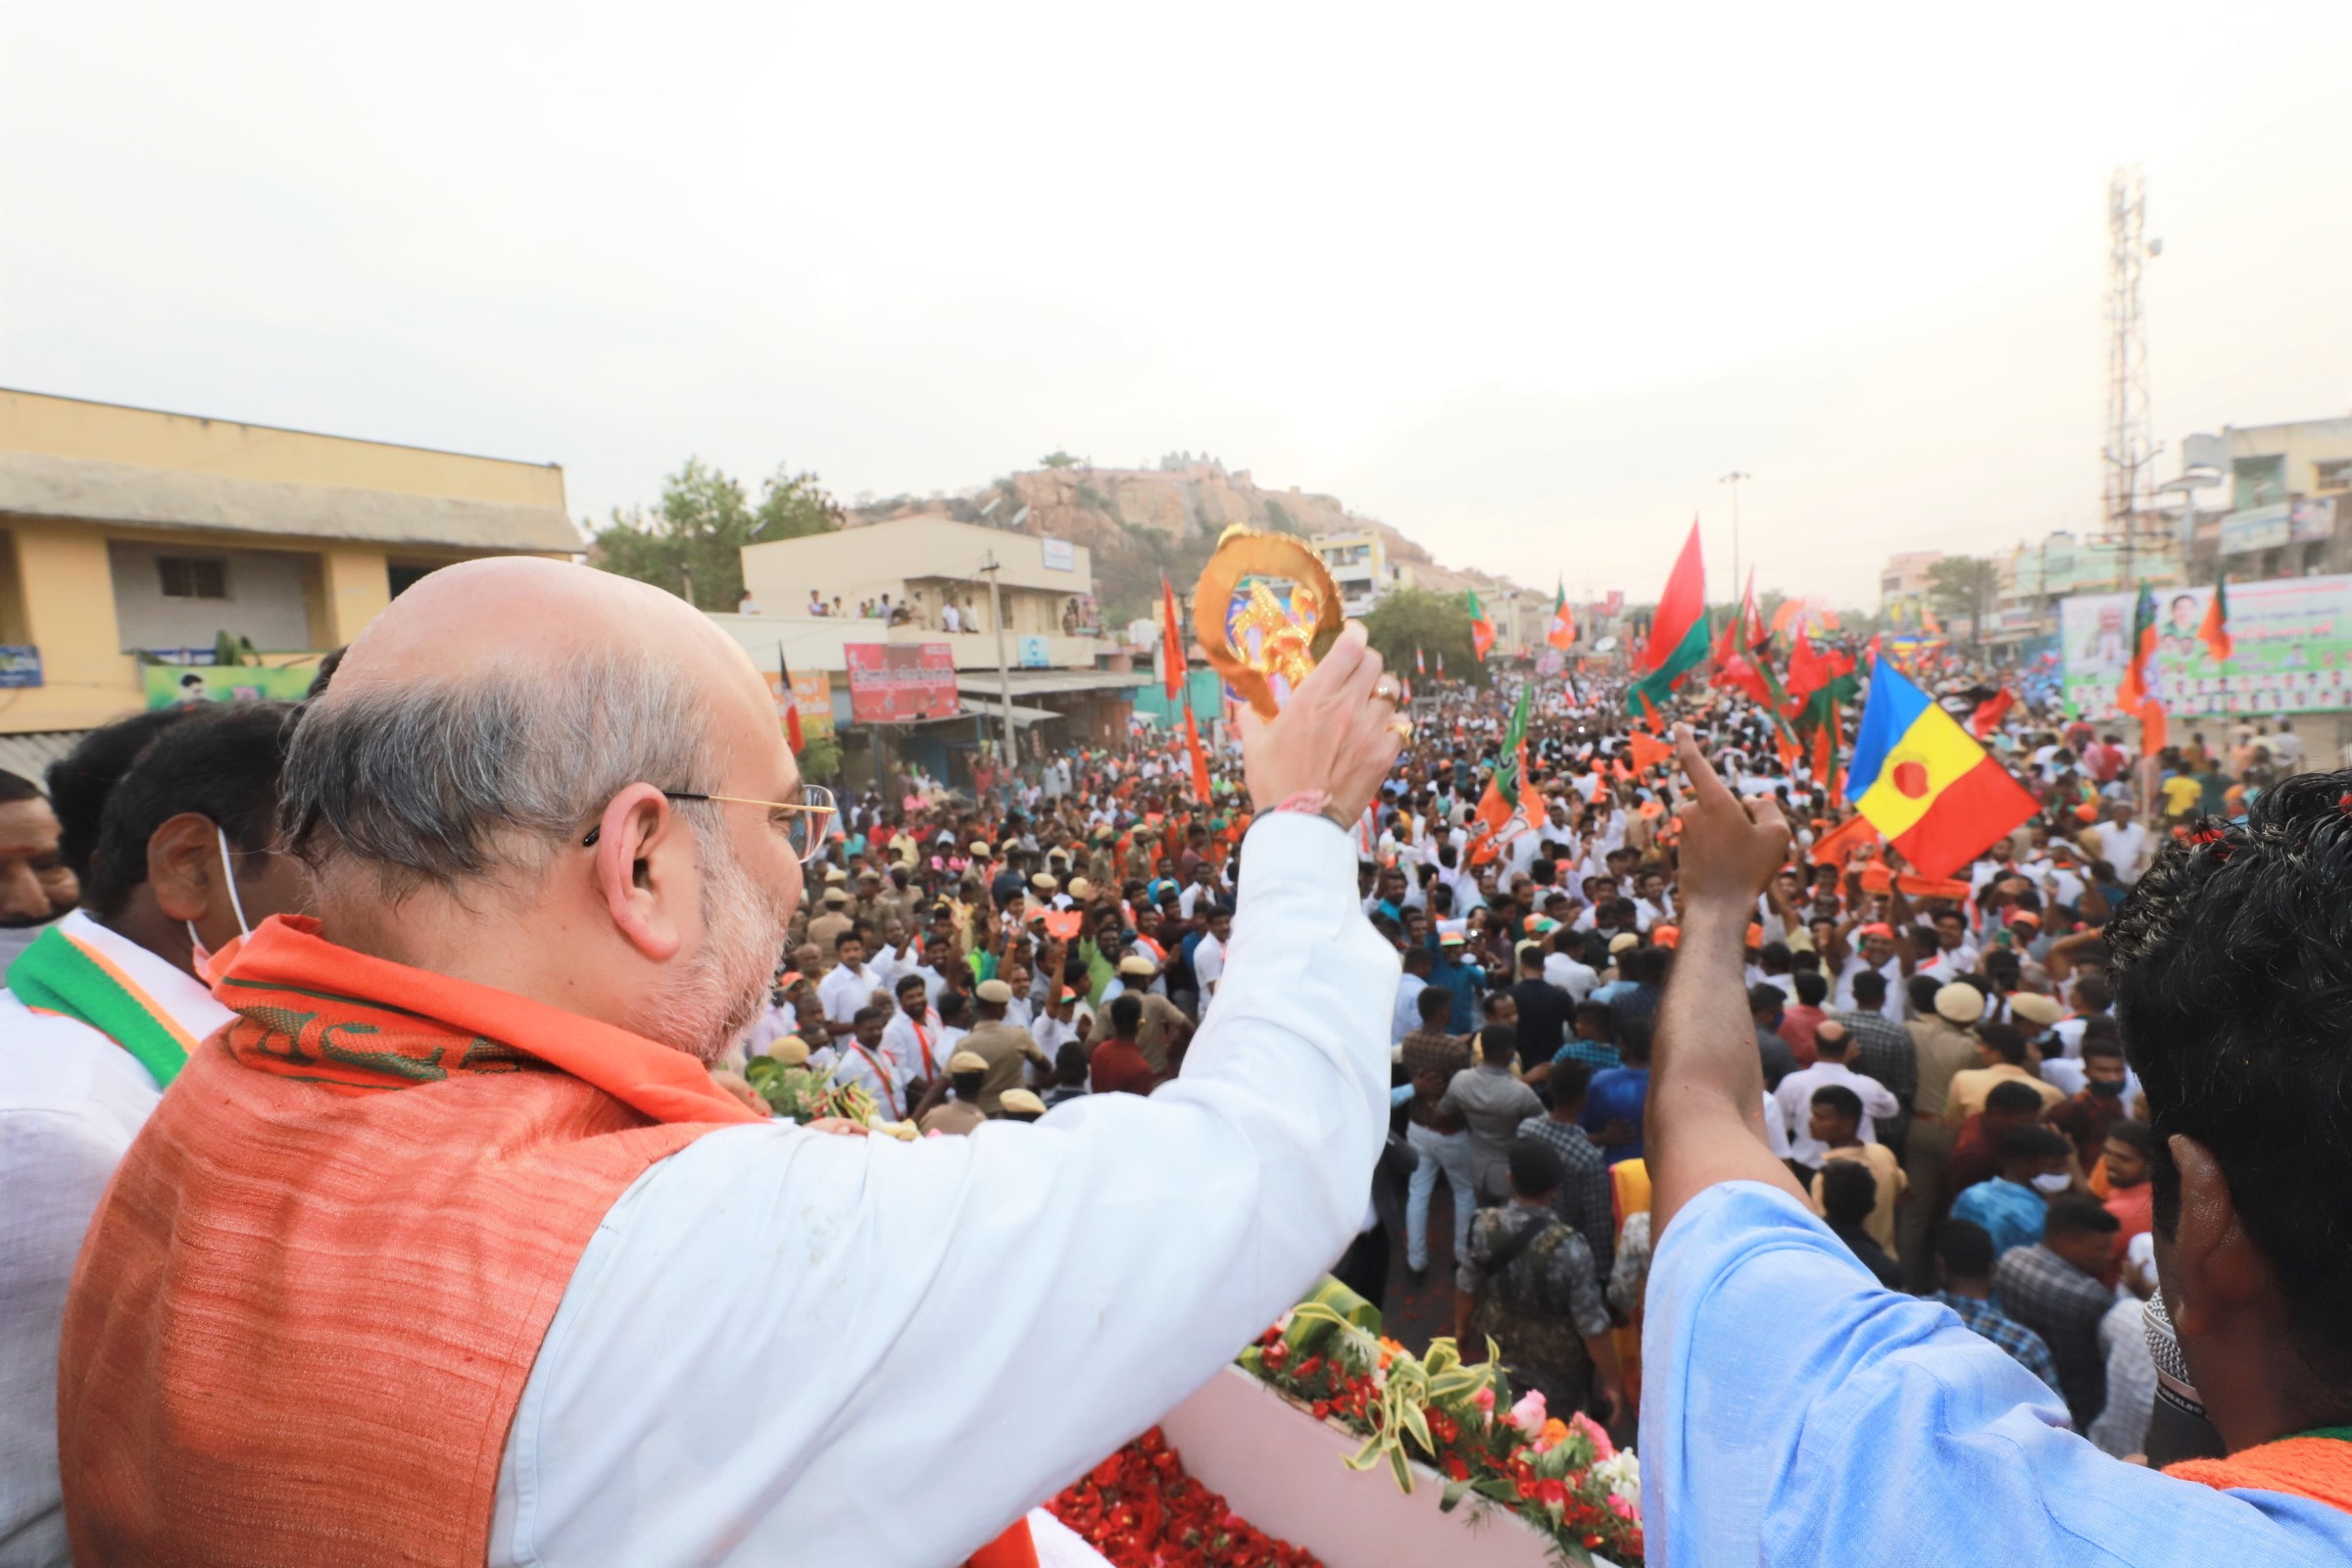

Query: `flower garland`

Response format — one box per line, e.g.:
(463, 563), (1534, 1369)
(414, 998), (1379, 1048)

(1237, 1279), (1644, 1566)
(1048, 1426), (1323, 1568)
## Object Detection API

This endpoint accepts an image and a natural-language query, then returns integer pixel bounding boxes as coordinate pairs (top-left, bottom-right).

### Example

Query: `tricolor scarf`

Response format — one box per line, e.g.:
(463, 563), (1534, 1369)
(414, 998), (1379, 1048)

(10, 920), (194, 1087)
(2169, 1429), (2352, 1516)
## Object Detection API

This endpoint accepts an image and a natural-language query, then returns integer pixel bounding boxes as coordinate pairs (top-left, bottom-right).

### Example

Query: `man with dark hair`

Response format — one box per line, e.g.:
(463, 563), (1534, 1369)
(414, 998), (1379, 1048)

(1455, 1138), (1625, 1427)
(1951, 1123), (2074, 1259)
(0, 770), (77, 976)
(1439, 1024), (1543, 1203)
(2100, 1118), (2155, 1251)
(1947, 1022), (2066, 1123)
(1508, 943), (1573, 1071)
(1817, 1161), (1900, 1288)
(1550, 1000), (1621, 1073)
(1, 705), (304, 1561)
(1947, 1078), (2052, 1197)
(1781, 967), (1828, 1064)
(1515, 1058), (1612, 1272)
(1635, 729), (2352, 1563)
(1773, 1020), (1897, 1171)
(44, 706), (189, 884)
(1087, 993), (1153, 1096)
(1749, 983), (1797, 1089)
(1400, 984), (1474, 1283)
(2047, 1035), (2132, 1165)
(1995, 1197), (2124, 1430)
(1929, 1219), (2063, 1398)
(1806, 1083), (1903, 1253)
(1831, 966), (1915, 1148)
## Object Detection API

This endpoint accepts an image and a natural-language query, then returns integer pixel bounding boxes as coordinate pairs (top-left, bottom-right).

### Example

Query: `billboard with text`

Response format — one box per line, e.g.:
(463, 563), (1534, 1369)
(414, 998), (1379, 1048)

(844, 642), (959, 722)
(2061, 572), (2352, 719)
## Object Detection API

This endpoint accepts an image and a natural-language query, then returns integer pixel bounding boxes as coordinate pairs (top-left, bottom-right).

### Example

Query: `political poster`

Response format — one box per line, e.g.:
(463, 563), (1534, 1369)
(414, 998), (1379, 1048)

(142, 663), (318, 710)
(844, 642), (958, 722)
(2060, 572), (2352, 719)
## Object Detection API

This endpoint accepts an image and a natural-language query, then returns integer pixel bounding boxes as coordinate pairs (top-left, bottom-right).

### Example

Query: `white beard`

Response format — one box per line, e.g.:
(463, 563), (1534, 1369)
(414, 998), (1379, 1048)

(635, 816), (792, 1064)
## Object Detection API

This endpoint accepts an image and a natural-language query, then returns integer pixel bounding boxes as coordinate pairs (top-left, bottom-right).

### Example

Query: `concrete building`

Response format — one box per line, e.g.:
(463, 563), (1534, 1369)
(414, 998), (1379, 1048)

(0, 389), (577, 768)
(1310, 529), (1394, 617)
(2182, 416), (2352, 585)
(734, 515), (1143, 787)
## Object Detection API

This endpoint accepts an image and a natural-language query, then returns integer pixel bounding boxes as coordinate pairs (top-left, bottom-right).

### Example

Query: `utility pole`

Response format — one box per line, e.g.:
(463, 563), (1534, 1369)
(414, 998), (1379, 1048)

(1719, 471), (1751, 590)
(979, 553), (1017, 763)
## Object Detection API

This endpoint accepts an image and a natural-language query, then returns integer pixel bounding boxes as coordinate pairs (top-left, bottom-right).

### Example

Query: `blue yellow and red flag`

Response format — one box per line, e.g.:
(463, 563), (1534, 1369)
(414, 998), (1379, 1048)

(1845, 662), (2036, 882)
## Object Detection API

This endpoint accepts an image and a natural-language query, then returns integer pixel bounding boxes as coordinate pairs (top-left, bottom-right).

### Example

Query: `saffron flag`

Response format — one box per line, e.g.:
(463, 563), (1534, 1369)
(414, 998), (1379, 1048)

(1182, 695), (1212, 802)
(2200, 573), (2234, 662)
(1416, 646), (1427, 676)
(2136, 696), (2168, 759)
(2116, 583), (2159, 713)
(1969, 688), (2015, 740)
(775, 644), (804, 753)
(1628, 518), (1708, 718)
(1465, 682), (1533, 864)
(1628, 730), (1673, 774)
(1160, 577), (1186, 700)
(1547, 579), (1576, 651)
(1436, 649), (1446, 678)
(1847, 662), (2037, 881)
(1467, 591), (1496, 662)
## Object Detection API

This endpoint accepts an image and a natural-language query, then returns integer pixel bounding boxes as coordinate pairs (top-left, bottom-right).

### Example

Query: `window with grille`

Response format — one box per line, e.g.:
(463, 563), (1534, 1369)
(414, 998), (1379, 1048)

(157, 557), (229, 600)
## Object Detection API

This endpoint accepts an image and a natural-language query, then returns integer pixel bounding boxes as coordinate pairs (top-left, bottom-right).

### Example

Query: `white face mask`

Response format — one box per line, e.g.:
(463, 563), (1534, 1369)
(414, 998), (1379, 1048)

(2031, 1172), (2073, 1196)
(185, 825), (254, 981)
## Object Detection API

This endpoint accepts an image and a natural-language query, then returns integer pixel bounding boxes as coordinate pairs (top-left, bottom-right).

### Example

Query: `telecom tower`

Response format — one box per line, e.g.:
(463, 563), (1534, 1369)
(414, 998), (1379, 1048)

(2101, 166), (2160, 578)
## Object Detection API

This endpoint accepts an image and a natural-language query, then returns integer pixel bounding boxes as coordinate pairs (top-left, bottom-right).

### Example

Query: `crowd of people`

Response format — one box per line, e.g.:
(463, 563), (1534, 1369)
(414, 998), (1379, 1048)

(2, 554), (2350, 1565)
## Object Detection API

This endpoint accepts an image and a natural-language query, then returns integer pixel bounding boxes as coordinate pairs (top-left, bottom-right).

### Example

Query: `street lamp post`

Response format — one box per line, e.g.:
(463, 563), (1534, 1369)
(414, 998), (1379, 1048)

(979, 553), (1017, 764)
(1719, 471), (1751, 589)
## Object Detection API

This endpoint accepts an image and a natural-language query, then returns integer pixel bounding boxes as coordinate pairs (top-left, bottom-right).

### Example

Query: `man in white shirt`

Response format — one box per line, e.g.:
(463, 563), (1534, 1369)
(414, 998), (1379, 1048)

(1192, 906), (1231, 1004)
(1773, 1020), (1900, 1168)
(2, 706), (306, 1565)
(2084, 801), (2151, 886)
(56, 562), (1407, 1568)
(1393, 947), (1433, 1047)
(1836, 924), (1909, 1024)
(878, 973), (946, 1084)
(1543, 932), (1599, 1003)
(816, 933), (884, 1038)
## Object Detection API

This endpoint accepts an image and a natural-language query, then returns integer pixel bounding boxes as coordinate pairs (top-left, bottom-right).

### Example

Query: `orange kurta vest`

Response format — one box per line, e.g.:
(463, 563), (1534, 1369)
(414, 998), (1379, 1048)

(58, 915), (760, 1567)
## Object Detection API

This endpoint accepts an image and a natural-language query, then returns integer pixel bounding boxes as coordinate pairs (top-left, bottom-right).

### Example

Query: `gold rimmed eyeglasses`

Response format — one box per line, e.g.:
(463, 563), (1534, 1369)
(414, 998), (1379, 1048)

(582, 783), (838, 858)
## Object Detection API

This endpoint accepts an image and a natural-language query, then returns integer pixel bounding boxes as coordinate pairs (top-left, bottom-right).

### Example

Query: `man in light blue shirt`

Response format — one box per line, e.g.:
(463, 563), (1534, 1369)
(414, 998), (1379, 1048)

(1947, 1122), (2073, 1259)
(1642, 730), (2352, 1564)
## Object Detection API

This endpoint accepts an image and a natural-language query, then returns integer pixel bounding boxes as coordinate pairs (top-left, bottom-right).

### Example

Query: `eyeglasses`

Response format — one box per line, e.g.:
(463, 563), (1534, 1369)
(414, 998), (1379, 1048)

(581, 783), (838, 858)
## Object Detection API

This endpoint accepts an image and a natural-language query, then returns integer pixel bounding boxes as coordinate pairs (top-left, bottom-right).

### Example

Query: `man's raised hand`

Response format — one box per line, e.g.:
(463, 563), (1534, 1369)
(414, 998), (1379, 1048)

(1239, 623), (1403, 825)
(1672, 722), (1790, 914)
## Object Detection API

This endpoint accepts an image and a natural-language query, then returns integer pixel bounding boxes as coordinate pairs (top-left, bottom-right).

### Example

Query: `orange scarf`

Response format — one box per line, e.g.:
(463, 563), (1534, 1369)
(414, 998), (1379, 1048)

(60, 914), (757, 1567)
(2170, 1434), (2352, 1516)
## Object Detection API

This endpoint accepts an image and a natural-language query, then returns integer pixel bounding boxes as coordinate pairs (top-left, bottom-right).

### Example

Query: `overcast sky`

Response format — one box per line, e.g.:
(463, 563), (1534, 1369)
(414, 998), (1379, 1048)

(5, 1), (2347, 607)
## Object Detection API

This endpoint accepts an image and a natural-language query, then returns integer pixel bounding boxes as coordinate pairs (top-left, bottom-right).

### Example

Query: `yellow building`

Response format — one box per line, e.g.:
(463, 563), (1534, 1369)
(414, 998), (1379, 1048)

(0, 389), (578, 763)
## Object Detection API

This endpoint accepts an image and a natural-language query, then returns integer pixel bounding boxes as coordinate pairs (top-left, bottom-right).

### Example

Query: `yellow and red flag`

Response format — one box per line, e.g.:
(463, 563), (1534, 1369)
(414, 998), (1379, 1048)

(1846, 662), (2036, 881)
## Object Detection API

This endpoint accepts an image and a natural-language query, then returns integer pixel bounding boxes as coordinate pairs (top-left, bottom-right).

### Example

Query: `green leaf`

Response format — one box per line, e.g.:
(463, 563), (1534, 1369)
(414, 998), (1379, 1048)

(1440, 1479), (1469, 1513)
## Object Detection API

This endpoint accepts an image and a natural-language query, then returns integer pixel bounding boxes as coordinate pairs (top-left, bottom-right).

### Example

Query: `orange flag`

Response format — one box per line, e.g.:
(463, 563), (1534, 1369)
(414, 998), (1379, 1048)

(1160, 578), (1187, 700)
(1809, 811), (1881, 868)
(1183, 696), (1212, 802)
(1629, 731), (1673, 774)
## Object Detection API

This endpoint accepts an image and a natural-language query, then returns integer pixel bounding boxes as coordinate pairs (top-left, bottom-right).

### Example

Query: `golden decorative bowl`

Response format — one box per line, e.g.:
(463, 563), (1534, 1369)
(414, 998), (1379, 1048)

(1192, 526), (1344, 720)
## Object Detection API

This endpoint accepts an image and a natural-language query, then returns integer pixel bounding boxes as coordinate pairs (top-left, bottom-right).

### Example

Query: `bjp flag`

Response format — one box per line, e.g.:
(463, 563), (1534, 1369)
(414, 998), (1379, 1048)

(1846, 663), (2035, 882)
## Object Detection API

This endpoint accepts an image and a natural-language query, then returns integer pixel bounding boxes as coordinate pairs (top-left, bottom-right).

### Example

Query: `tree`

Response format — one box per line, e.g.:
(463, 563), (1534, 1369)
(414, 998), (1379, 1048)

(590, 458), (842, 612)
(1925, 556), (1999, 646)
(1039, 451), (1081, 469)
(1361, 588), (1488, 687)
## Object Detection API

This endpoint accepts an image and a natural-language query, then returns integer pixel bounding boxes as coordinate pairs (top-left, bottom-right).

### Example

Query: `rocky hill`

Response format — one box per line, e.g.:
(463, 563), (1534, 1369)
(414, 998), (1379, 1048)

(848, 458), (1507, 620)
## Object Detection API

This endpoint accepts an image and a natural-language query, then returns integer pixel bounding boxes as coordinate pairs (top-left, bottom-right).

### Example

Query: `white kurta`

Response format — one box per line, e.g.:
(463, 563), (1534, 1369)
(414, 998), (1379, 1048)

(487, 813), (1396, 1567)
(0, 912), (230, 1565)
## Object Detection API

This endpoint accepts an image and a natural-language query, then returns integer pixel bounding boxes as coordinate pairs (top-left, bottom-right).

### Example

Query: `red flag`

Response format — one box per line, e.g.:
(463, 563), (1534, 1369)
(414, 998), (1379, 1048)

(775, 644), (805, 753)
(1160, 578), (1187, 700)
(1637, 519), (1708, 679)
(1970, 688), (2015, 739)
(1183, 696), (1212, 801)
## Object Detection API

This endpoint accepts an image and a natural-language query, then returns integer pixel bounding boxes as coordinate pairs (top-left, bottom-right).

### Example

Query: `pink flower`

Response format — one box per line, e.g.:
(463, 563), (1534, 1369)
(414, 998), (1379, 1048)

(1508, 1389), (1547, 1436)
(1472, 1386), (1495, 1414)
(1569, 1410), (1615, 1461)
(1607, 1493), (1636, 1520)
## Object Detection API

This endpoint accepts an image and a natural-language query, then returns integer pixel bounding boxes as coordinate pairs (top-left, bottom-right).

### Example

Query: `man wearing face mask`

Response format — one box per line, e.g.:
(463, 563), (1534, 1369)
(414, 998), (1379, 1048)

(0, 770), (82, 979)
(0, 704), (304, 1566)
